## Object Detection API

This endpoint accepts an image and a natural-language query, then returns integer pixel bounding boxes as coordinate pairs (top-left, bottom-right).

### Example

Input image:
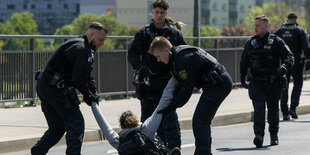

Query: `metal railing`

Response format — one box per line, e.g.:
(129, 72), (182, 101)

(1, 35), (307, 102)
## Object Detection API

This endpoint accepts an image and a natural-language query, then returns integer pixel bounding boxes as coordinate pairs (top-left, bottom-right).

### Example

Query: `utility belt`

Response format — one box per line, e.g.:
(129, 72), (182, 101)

(35, 70), (65, 89)
(202, 64), (226, 86)
(251, 75), (287, 90)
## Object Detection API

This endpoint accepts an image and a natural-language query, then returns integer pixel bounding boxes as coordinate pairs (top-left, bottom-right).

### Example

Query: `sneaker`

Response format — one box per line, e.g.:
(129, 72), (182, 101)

(170, 147), (181, 155)
(289, 109), (298, 119)
(253, 136), (263, 148)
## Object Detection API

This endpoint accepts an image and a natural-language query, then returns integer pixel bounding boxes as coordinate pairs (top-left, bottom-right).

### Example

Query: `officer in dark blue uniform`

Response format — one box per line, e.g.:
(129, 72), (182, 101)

(274, 12), (310, 120)
(149, 36), (233, 155)
(31, 22), (108, 155)
(128, 0), (186, 151)
(240, 15), (294, 148)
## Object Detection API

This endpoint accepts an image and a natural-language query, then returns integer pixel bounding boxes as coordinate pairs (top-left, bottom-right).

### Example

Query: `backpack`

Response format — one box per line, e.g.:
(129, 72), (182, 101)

(118, 131), (167, 155)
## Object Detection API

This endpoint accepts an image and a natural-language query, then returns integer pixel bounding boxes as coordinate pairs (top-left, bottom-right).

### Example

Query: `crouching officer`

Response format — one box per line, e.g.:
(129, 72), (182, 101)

(275, 12), (310, 120)
(240, 15), (294, 148)
(149, 36), (233, 155)
(31, 22), (108, 155)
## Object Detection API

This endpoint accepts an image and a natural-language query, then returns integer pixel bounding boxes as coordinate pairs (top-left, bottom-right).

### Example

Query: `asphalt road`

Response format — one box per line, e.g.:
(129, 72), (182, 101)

(6, 114), (310, 155)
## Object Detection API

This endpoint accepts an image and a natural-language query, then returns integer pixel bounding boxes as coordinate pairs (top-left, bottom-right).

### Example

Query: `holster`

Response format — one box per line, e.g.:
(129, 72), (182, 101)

(202, 64), (225, 86)
(133, 80), (145, 100)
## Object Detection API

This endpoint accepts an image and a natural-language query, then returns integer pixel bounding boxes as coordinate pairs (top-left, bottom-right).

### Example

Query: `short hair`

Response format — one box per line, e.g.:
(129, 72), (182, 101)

(287, 12), (298, 19)
(119, 111), (139, 129)
(88, 22), (108, 33)
(149, 36), (172, 54)
(152, 0), (169, 10)
(254, 15), (269, 24)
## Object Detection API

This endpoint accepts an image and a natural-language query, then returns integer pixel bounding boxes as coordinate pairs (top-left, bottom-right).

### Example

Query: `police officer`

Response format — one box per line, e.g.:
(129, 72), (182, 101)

(31, 22), (108, 155)
(149, 36), (233, 155)
(240, 15), (294, 148)
(274, 12), (310, 120)
(128, 0), (186, 151)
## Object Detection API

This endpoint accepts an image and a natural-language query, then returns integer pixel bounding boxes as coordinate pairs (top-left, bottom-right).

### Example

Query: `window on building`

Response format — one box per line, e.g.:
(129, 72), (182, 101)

(23, 4), (27, 9)
(222, 4), (226, 11)
(0, 19), (3, 23)
(64, 4), (68, 9)
(7, 4), (15, 10)
(47, 4), (52, 9)
(76, 4), (79, 13)
(240, 5), (245, 13)
(221, 18), (226, 26)
(31, 4), (36, 9)
(212, 18), (217, 25)
(212, 3), (217, 11)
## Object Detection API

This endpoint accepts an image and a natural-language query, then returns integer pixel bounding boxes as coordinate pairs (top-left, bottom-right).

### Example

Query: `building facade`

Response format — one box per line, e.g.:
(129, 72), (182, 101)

(116, 0), (255, 32)
(0, 0), (79, 35)
(80, 0), (115, 15)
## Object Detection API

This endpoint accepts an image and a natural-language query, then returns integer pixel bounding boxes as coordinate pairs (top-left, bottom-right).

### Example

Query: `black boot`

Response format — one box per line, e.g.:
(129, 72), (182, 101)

(283, 113), (290, 121)
(270, 135), (279, 146)
(253, 135), (263, 148)
(289, 107), (298, 119)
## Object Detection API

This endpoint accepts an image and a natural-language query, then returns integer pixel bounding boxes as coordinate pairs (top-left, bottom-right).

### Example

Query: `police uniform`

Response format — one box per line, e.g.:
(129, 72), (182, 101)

(128, 19), (186, 149)
(31, 35), (99, 155)
(240, 32), (294, 147)
(275, 23), (310, 118)
(159, 45), (233, 155)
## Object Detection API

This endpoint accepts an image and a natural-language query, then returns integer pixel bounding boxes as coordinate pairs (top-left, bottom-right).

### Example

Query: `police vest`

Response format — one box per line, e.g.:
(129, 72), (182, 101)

(171, 45), (218, 79)
(249, 35), (280, 76)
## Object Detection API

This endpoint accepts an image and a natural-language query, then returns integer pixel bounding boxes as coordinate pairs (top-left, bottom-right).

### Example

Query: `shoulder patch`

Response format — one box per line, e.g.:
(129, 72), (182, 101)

(178, 69), (188, 80)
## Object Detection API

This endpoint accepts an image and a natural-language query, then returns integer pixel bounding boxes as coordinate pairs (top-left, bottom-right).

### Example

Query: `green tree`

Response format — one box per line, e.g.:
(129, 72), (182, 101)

(184, 25), (221, 49)
(50, 14), (139, 50)
(0, 12), (45, 50)
(245, 2), (292, 32)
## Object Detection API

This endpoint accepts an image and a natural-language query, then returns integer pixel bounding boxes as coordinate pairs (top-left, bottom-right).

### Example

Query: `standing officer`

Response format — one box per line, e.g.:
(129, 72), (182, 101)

(128, 0), (186, 152)
(149, 36), (233, 155)
(240, 15), (294, 148)
(275, 12), (310, 120)
(31, 22), (108, 155)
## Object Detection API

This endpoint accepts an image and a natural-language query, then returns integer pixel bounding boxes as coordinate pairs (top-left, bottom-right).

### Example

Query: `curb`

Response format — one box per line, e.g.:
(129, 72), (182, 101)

(1, 105), (310, 153)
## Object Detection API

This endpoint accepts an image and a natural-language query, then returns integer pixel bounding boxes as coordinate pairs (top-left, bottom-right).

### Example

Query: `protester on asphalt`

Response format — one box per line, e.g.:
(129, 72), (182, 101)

(91, 78), (181, 155)
(148, 36), (233, 155)
(128, 0), (186, 150)
(240, 15), (294, 148)
(274, 12), (310, 120)
(31, 22), (108, 155)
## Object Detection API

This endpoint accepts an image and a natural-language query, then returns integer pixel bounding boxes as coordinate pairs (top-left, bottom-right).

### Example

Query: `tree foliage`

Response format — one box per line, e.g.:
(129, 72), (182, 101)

(244, 2), (308, 33)
(0, 12), (45, 50)
(220, 24), (252, 47)
(51, 14), (139, 50)
(184, 25), (221, 49)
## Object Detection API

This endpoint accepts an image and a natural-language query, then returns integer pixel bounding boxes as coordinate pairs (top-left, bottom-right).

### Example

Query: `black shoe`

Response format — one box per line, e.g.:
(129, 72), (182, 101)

(270, 136), (279, 146)
(283, 114), (290, 121)
(253, 136), (263, 148)
(289, 109), (298, 119)
(170, 147), (181, 155)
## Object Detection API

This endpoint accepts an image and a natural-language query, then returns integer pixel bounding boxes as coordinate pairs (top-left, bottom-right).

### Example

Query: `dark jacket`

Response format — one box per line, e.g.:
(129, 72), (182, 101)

(168, 45), (219, 108)
(128, 19), (186, 88)
(44, 35), (98, 104)
(275, 23), (310, 60)
(240, 32), (294, 79)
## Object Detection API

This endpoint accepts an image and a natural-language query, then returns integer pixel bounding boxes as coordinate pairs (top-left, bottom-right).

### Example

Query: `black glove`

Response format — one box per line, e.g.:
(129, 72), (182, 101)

(240, 76), (248, 89)
(278, 64), (287, 76)
(83, 94), (99, 106)
(138, 66), (153, 80)
(157, 105), (175, 116)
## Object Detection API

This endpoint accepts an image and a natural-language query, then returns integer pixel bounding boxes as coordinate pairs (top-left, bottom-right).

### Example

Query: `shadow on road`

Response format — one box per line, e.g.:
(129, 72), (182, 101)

(216, 145), (272, 152)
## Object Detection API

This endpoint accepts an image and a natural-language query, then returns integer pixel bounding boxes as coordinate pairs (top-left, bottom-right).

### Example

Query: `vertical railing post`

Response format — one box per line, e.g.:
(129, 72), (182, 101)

(234, 39), (238, 84)
(97, 51), (101, 96)
(29, 38), (36, 106)
(124, 39), (129, 98)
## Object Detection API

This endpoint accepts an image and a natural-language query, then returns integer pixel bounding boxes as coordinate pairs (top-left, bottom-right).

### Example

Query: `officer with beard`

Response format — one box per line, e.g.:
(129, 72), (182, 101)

(240, 15), (294, 148)
(31, 22), (108, 155)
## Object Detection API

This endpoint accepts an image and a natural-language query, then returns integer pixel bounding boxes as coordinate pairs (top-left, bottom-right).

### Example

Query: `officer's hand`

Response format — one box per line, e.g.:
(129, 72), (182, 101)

(157, 106), (175, 116)
(278, 64), (287, 76)
(139, 66), (153, 79)
(240, 77), (248, 89)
